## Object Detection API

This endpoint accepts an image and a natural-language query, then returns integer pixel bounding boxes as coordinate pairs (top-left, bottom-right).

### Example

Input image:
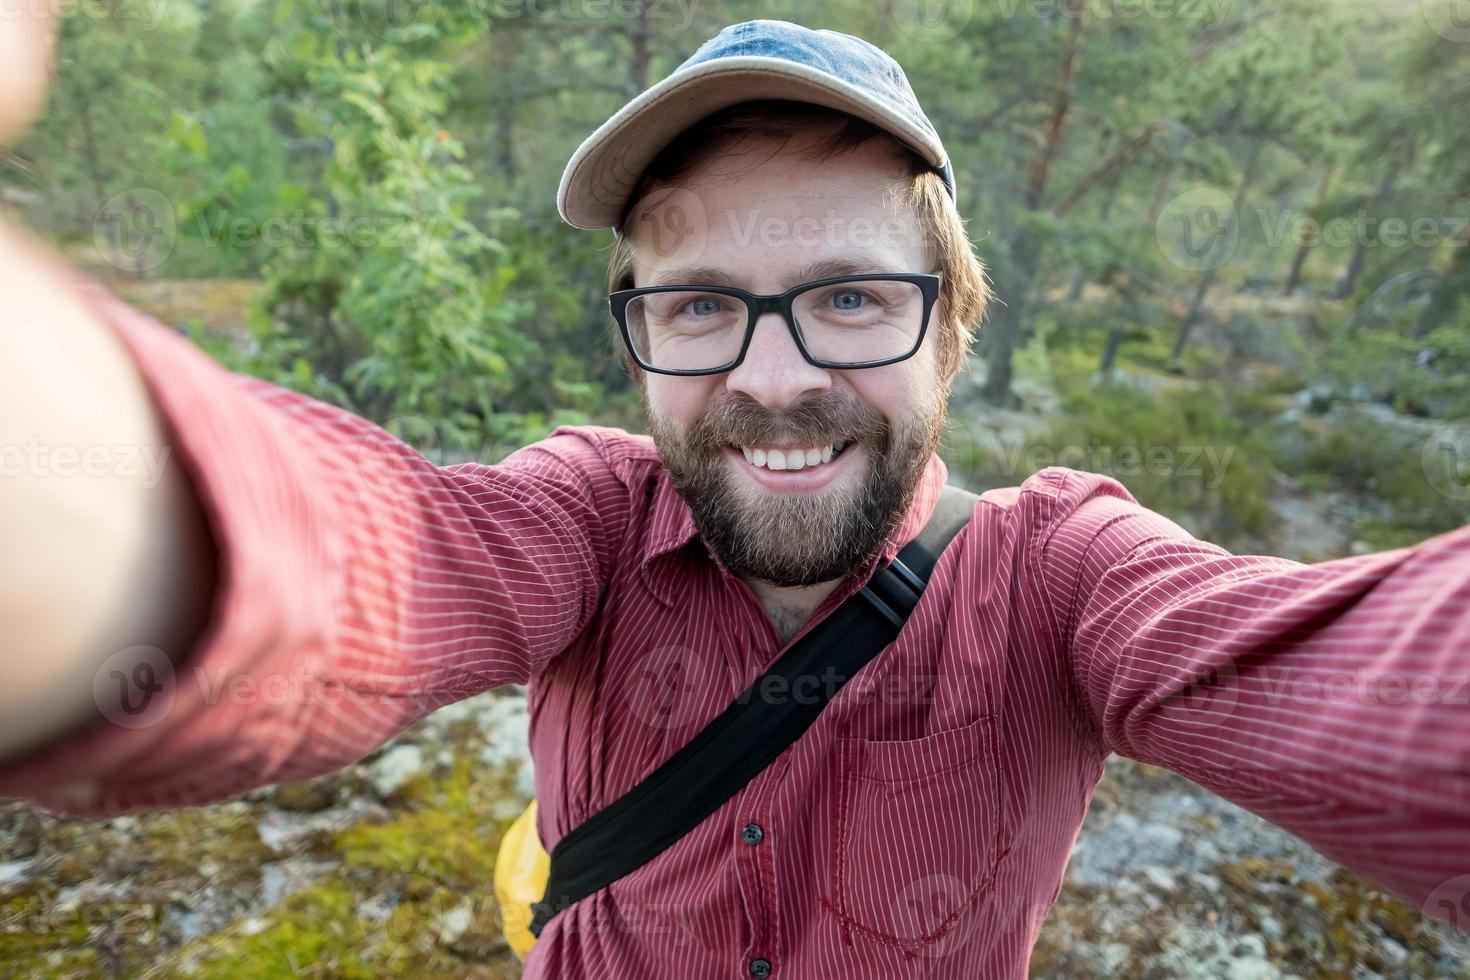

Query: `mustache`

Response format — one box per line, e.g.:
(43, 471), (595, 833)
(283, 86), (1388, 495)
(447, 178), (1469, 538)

(685, 391), (890, 454)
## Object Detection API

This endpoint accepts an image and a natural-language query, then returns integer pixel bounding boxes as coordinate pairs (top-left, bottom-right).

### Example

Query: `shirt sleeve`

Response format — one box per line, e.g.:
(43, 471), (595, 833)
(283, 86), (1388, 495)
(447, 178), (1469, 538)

(1033, 467), (1470, 926)
(0, 282), (628, 816)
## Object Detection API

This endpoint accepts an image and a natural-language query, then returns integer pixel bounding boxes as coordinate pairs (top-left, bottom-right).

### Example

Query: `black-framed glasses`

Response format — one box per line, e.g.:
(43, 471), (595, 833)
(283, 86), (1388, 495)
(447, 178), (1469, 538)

(609, 273), (941, 376)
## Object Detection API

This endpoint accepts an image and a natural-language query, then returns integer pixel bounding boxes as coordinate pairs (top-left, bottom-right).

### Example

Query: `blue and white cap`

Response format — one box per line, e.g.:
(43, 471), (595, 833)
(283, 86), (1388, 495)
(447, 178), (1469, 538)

(556, 19), (956, 231)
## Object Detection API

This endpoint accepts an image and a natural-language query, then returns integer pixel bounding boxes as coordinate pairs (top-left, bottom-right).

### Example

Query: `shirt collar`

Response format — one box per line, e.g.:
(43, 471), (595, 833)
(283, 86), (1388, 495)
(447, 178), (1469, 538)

(639, 454), (950, 601)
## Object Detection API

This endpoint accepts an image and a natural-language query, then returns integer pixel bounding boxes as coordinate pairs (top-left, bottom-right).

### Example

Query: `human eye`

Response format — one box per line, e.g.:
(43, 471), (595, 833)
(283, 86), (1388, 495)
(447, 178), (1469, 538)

(681, 295), (730, 317)
(828, 288), (871, 312)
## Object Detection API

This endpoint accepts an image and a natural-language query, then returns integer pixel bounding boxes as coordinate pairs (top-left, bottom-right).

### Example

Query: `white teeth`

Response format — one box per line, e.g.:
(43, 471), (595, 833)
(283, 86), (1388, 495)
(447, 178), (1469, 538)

(738, 443), (845, 472)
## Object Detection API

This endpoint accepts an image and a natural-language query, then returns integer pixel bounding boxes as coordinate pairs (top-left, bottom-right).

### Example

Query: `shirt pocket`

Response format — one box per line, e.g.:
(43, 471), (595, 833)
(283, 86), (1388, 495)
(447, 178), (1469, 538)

(827, 713), (1010, 949)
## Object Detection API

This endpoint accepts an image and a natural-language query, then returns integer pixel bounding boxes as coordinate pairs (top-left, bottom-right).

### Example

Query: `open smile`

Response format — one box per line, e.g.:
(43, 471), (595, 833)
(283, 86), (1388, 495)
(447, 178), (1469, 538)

(723, 440), (860, 492)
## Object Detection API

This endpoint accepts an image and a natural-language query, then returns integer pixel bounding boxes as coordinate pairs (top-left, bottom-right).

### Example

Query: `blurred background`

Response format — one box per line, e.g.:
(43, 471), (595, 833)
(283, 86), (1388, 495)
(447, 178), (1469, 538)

(2, 0), (1469, 976)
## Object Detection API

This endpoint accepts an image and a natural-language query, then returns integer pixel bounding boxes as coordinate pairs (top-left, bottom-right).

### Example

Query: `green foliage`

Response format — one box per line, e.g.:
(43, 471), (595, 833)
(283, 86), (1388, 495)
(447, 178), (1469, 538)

(1321, 305), (1470, 418)
(4, 0), (1465, 528)
(234, 6), (548, 453)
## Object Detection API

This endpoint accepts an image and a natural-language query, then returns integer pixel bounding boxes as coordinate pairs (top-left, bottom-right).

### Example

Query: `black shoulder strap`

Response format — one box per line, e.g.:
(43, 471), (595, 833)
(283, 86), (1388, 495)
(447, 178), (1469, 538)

(530, 484), (980, 937)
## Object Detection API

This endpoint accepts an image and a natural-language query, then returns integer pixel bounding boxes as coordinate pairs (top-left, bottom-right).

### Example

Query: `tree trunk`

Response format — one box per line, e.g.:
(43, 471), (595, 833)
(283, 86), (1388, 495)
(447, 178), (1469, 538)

(1415, 221), (1470, 338)
(627, 1), (652, 98)
(1149, 160), (1175, 224)
(982, 11), (1086, 406)
(494, 30), (518, 180)
(1024, 13), (1085, 211)
(1282, 164), (1333, 296)
(1171, 137), (1265, 362)
(77, 99), (124, 270)
(1331, 155), (1401, 300)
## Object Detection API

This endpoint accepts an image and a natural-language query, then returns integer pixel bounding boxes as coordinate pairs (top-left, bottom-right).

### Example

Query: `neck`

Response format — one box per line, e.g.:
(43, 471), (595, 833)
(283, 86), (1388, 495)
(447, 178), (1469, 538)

(741, 575), (844, 645)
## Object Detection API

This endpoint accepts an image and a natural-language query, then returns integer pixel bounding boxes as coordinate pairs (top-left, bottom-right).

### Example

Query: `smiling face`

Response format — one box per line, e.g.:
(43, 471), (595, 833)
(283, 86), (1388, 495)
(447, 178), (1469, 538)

(628, 134), (951, 587)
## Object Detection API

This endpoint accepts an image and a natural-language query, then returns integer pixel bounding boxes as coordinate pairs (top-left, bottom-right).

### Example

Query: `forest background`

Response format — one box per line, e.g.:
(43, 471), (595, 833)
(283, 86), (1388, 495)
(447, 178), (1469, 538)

(1, 0), (1468, 976)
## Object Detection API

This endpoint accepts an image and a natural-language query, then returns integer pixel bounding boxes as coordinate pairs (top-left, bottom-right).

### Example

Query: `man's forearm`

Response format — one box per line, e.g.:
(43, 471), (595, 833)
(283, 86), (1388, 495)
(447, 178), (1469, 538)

(0, 222), (216, 763)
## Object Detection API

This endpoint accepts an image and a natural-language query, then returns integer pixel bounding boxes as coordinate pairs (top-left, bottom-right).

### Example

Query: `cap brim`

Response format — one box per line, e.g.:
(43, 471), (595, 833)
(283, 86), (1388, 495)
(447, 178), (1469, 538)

(556, 55), (949, 231)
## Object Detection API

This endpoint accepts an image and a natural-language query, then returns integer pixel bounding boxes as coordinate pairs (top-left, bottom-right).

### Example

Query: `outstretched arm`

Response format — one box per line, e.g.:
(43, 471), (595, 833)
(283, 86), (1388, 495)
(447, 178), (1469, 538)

(1040, 470), (1470, 928)
(0, 224), (626, 815)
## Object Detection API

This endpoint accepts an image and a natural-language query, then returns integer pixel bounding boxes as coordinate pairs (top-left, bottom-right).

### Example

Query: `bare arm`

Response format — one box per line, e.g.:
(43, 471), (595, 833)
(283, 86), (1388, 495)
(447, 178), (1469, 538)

(0, 222), (216, 762)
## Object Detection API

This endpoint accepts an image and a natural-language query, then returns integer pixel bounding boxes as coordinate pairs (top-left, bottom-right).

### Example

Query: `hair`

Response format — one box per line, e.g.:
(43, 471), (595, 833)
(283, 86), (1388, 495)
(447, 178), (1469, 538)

(605, 100), (989, 382)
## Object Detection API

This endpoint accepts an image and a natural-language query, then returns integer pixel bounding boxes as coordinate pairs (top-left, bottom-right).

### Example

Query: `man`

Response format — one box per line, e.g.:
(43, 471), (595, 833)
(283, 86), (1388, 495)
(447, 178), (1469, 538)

(2, 16), (1468, 980)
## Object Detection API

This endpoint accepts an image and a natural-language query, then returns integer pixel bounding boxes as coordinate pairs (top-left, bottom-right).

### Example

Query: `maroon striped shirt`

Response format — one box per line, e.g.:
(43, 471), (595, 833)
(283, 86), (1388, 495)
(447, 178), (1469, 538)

(3, 284), (1468, 978)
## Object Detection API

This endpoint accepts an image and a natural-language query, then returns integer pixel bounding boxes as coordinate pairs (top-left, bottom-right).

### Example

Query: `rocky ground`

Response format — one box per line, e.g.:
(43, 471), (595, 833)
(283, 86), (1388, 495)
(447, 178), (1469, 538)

(3, 685), (1466, 978)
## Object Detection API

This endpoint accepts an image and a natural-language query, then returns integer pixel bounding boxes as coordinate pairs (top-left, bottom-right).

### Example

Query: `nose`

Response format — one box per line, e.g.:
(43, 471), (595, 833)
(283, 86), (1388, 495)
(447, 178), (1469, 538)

(725, 311), (832, 410)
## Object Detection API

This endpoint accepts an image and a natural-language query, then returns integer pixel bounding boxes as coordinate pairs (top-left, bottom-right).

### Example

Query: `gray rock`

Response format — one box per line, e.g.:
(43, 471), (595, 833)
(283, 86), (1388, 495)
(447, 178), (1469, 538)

(368, 744), (425, 798)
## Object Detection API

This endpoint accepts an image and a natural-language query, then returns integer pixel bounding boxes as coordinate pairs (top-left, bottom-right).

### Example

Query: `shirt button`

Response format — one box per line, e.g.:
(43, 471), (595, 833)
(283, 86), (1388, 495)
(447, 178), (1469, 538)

(741, 822), (765, 846)
(749, 958), (773, 978)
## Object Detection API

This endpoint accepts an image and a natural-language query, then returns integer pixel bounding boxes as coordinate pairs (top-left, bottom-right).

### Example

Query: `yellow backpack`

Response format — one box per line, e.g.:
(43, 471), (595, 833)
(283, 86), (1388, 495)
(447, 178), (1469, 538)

(494, 799), (549, 960)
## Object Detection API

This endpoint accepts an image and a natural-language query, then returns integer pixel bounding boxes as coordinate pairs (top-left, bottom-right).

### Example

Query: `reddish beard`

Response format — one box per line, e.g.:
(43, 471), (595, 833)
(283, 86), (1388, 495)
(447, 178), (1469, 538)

(647, 388), (943, 587)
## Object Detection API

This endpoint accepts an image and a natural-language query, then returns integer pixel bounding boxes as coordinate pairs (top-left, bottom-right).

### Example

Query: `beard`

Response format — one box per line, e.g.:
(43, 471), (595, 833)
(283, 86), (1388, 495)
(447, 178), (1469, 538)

(647, 387), (945, 588)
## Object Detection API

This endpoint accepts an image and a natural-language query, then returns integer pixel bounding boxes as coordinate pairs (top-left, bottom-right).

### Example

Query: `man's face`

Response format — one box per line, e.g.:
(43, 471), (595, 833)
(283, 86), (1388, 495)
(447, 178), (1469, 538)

(629, 136), (950, 587)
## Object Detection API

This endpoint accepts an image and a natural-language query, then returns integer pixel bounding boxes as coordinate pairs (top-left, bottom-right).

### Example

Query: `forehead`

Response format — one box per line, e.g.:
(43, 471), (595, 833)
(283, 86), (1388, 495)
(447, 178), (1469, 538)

(626, 138), (929, 291)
